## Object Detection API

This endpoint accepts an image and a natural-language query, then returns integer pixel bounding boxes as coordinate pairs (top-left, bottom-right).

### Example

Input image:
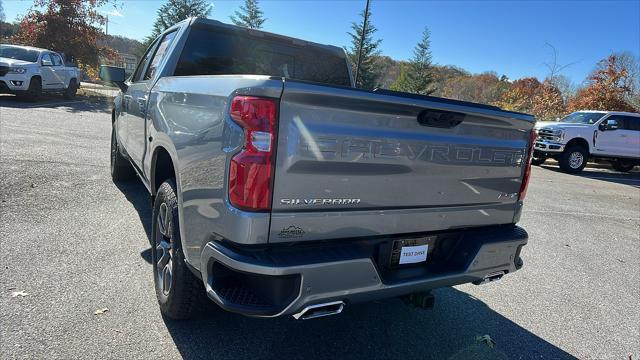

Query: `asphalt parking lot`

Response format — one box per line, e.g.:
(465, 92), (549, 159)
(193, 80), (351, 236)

(1, 95), (639, 360)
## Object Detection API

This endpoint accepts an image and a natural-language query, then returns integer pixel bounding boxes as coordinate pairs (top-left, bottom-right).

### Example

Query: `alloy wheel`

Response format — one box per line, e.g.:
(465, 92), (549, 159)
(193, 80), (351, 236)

(155, 202), (174, 296)
(569, 151), (584, 169)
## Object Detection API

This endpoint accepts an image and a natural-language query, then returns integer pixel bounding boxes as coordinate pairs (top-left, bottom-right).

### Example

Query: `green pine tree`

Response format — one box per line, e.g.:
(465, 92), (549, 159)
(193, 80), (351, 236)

(0, 0), (6, 23)
(143, 0), (212, 49)
(230, 0), (266, 29)
(393, 27), (436, 95)
(390, 63), (411, 92)
(345, 8), (382, 89)
(409, 27), (436, 95)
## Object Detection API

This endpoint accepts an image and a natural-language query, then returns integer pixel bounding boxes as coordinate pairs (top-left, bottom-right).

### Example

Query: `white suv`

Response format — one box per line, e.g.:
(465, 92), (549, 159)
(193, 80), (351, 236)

(534, 111), (640, 173)
(0, 44), (81, 101)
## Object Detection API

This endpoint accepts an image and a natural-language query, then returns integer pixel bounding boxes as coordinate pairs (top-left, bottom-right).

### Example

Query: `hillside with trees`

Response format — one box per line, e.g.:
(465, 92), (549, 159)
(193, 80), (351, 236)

(2, 0), (638, 116)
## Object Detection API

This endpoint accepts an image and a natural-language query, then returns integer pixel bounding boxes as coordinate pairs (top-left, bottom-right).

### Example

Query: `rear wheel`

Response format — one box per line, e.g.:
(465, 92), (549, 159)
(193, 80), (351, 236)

(110, 125), (134, 181)
(64, 79), (78, 99)
(152, 180), (208, 319)
(559, 146), (588, 174)
(611, 159), (636, 172)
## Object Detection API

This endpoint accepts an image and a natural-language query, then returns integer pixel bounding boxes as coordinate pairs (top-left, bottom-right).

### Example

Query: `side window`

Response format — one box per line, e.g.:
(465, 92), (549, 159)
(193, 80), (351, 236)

(131, 40), (159, 82)
(623, 116), (640, 131)
(41, 54), (53, 66)
(604, 116), (627, 129)
(51, 54), (63, 66)
(144, 31), (177, 80)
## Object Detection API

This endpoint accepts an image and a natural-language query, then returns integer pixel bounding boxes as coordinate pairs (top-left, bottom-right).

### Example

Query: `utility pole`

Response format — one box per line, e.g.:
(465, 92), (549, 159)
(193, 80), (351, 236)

(354, 0), (370, 88)
(105, 15), (109, 36)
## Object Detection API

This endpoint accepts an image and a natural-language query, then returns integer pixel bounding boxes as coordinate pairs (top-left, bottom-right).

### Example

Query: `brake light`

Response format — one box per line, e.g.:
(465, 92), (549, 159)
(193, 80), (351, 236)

(228, 96), (277, 211)
(518, 130), (537, 201)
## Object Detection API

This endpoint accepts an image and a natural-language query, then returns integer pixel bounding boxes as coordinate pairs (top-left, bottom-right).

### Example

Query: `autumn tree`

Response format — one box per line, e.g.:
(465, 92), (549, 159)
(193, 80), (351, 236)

(146, 0), (211, 45)
(230, 0), (266, 29)
(10, 0), (115, 76)
(568, 55), (637, 112)
(438, 72), (510, 105)
(532, 80), (566, 121)
(345, 7), (382, 89)
(494, 77), (542, 113)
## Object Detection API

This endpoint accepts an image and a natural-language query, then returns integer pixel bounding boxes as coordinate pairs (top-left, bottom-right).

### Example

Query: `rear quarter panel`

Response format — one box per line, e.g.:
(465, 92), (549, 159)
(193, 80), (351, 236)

(146, 75), (283, 267)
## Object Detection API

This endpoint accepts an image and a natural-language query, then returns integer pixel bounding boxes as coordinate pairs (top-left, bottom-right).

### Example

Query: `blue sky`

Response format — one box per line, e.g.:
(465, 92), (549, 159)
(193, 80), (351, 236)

(3, 0), (639, 85)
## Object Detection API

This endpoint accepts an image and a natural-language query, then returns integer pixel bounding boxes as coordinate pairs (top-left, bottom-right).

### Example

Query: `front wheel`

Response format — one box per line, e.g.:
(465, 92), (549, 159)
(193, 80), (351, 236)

(25, 77), (42, 102)
(558, 146), (588, 174)
(110, 125), (134, 182)
(611, 159), (636, 172)
(152, 180), (208, 319)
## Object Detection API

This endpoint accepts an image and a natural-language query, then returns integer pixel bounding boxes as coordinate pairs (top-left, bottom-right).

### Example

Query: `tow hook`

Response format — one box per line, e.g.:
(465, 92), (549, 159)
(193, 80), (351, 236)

(400, 291), (435, 309)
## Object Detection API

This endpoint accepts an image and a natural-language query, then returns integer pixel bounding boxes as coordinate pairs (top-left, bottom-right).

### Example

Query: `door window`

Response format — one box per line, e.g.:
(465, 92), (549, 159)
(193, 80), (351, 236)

(131, 40), (159, 82)
(51, 54), (63, 66)
(41, 54), (53, 66)
(144, 31), (177, 80)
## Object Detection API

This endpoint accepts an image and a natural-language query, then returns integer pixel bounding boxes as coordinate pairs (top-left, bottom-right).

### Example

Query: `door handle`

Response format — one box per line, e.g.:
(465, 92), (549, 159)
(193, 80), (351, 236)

(137, 97), (147, 116)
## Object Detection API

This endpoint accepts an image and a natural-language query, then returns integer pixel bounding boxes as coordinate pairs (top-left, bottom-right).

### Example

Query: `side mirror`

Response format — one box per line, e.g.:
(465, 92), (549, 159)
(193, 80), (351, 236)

(599, 119), (619, 131)
(99, 65), (127, 91)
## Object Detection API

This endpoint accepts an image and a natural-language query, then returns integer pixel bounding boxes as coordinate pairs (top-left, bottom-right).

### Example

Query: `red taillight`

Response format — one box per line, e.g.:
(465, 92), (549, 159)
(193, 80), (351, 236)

(518, 130), (537, 201)
(228, 96), (277, 211)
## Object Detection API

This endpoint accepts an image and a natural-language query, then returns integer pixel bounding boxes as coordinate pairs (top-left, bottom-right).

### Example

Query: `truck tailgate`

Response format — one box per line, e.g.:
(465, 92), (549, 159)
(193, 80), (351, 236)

(269, 81), (535, 243)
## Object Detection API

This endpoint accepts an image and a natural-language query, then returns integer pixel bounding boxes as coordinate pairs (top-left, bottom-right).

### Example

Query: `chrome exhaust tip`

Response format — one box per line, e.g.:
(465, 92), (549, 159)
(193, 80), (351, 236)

(292, 301), (345, 320)
(474, 271), (506, 285)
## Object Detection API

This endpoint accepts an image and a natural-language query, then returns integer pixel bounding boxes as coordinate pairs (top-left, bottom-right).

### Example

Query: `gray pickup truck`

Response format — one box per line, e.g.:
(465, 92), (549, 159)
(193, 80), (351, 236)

(100, 18), (535, 320)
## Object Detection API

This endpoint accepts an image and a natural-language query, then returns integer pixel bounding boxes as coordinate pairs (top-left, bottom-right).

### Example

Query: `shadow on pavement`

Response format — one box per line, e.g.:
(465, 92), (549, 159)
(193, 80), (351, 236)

(111, 161), (575, 359)
(0, 94), (110, 113)
(538, 164), (639, 187)
(160, 288), (576, 360)
(114, 179), (153, 243)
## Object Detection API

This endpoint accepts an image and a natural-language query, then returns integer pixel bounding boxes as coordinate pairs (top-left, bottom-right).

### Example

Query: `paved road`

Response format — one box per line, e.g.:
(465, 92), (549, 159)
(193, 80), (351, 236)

(1, 96), (639, 360)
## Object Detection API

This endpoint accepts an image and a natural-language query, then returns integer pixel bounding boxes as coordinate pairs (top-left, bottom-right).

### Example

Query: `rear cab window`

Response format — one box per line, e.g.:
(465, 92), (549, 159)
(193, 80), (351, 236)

(173, 25), (352, 87)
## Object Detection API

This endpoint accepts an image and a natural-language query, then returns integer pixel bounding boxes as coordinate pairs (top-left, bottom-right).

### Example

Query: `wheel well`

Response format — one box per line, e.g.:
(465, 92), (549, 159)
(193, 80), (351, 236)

(565, 138), (590, 153)
(151, 147), (176, 196)
(31, 75), (41, 84)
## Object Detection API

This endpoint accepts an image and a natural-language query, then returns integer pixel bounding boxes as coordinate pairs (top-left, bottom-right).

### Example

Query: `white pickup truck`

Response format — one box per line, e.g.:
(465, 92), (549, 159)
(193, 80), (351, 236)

(533, 111), (640, 173)
(0, 44), (81, 101)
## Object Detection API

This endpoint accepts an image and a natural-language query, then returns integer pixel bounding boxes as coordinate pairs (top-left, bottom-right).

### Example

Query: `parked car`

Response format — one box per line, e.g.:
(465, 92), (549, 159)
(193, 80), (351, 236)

(100, 18), (535, 320)
(534, 111), (640, 173)
(0, 44), (81, 100)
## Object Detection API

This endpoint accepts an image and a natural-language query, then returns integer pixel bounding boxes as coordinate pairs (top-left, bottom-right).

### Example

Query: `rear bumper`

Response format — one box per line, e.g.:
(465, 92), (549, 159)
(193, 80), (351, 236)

(200, 225), (527, 317)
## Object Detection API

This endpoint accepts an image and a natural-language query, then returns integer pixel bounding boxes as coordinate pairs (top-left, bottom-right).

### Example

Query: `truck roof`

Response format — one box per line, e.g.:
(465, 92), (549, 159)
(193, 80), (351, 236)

(574, 110), (640, 116)
(188, 18), (346, 58)
(0, 44), (50, 53)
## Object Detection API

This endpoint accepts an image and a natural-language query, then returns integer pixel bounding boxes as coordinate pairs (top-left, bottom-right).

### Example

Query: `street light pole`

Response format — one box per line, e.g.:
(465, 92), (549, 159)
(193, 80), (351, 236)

(354, 0), (370, 88)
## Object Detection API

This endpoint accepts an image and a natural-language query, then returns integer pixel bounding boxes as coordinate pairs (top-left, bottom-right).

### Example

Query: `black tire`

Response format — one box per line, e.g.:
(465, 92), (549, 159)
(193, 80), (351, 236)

(611, 159), (636, 172)
(531, 154), (547, 166)
(110, 125), (135, 181)
(152, 180), (208, 319)
(25, 77), (42, 102)
(559, 145), (588, 174)
(64, 79), (78, 100)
